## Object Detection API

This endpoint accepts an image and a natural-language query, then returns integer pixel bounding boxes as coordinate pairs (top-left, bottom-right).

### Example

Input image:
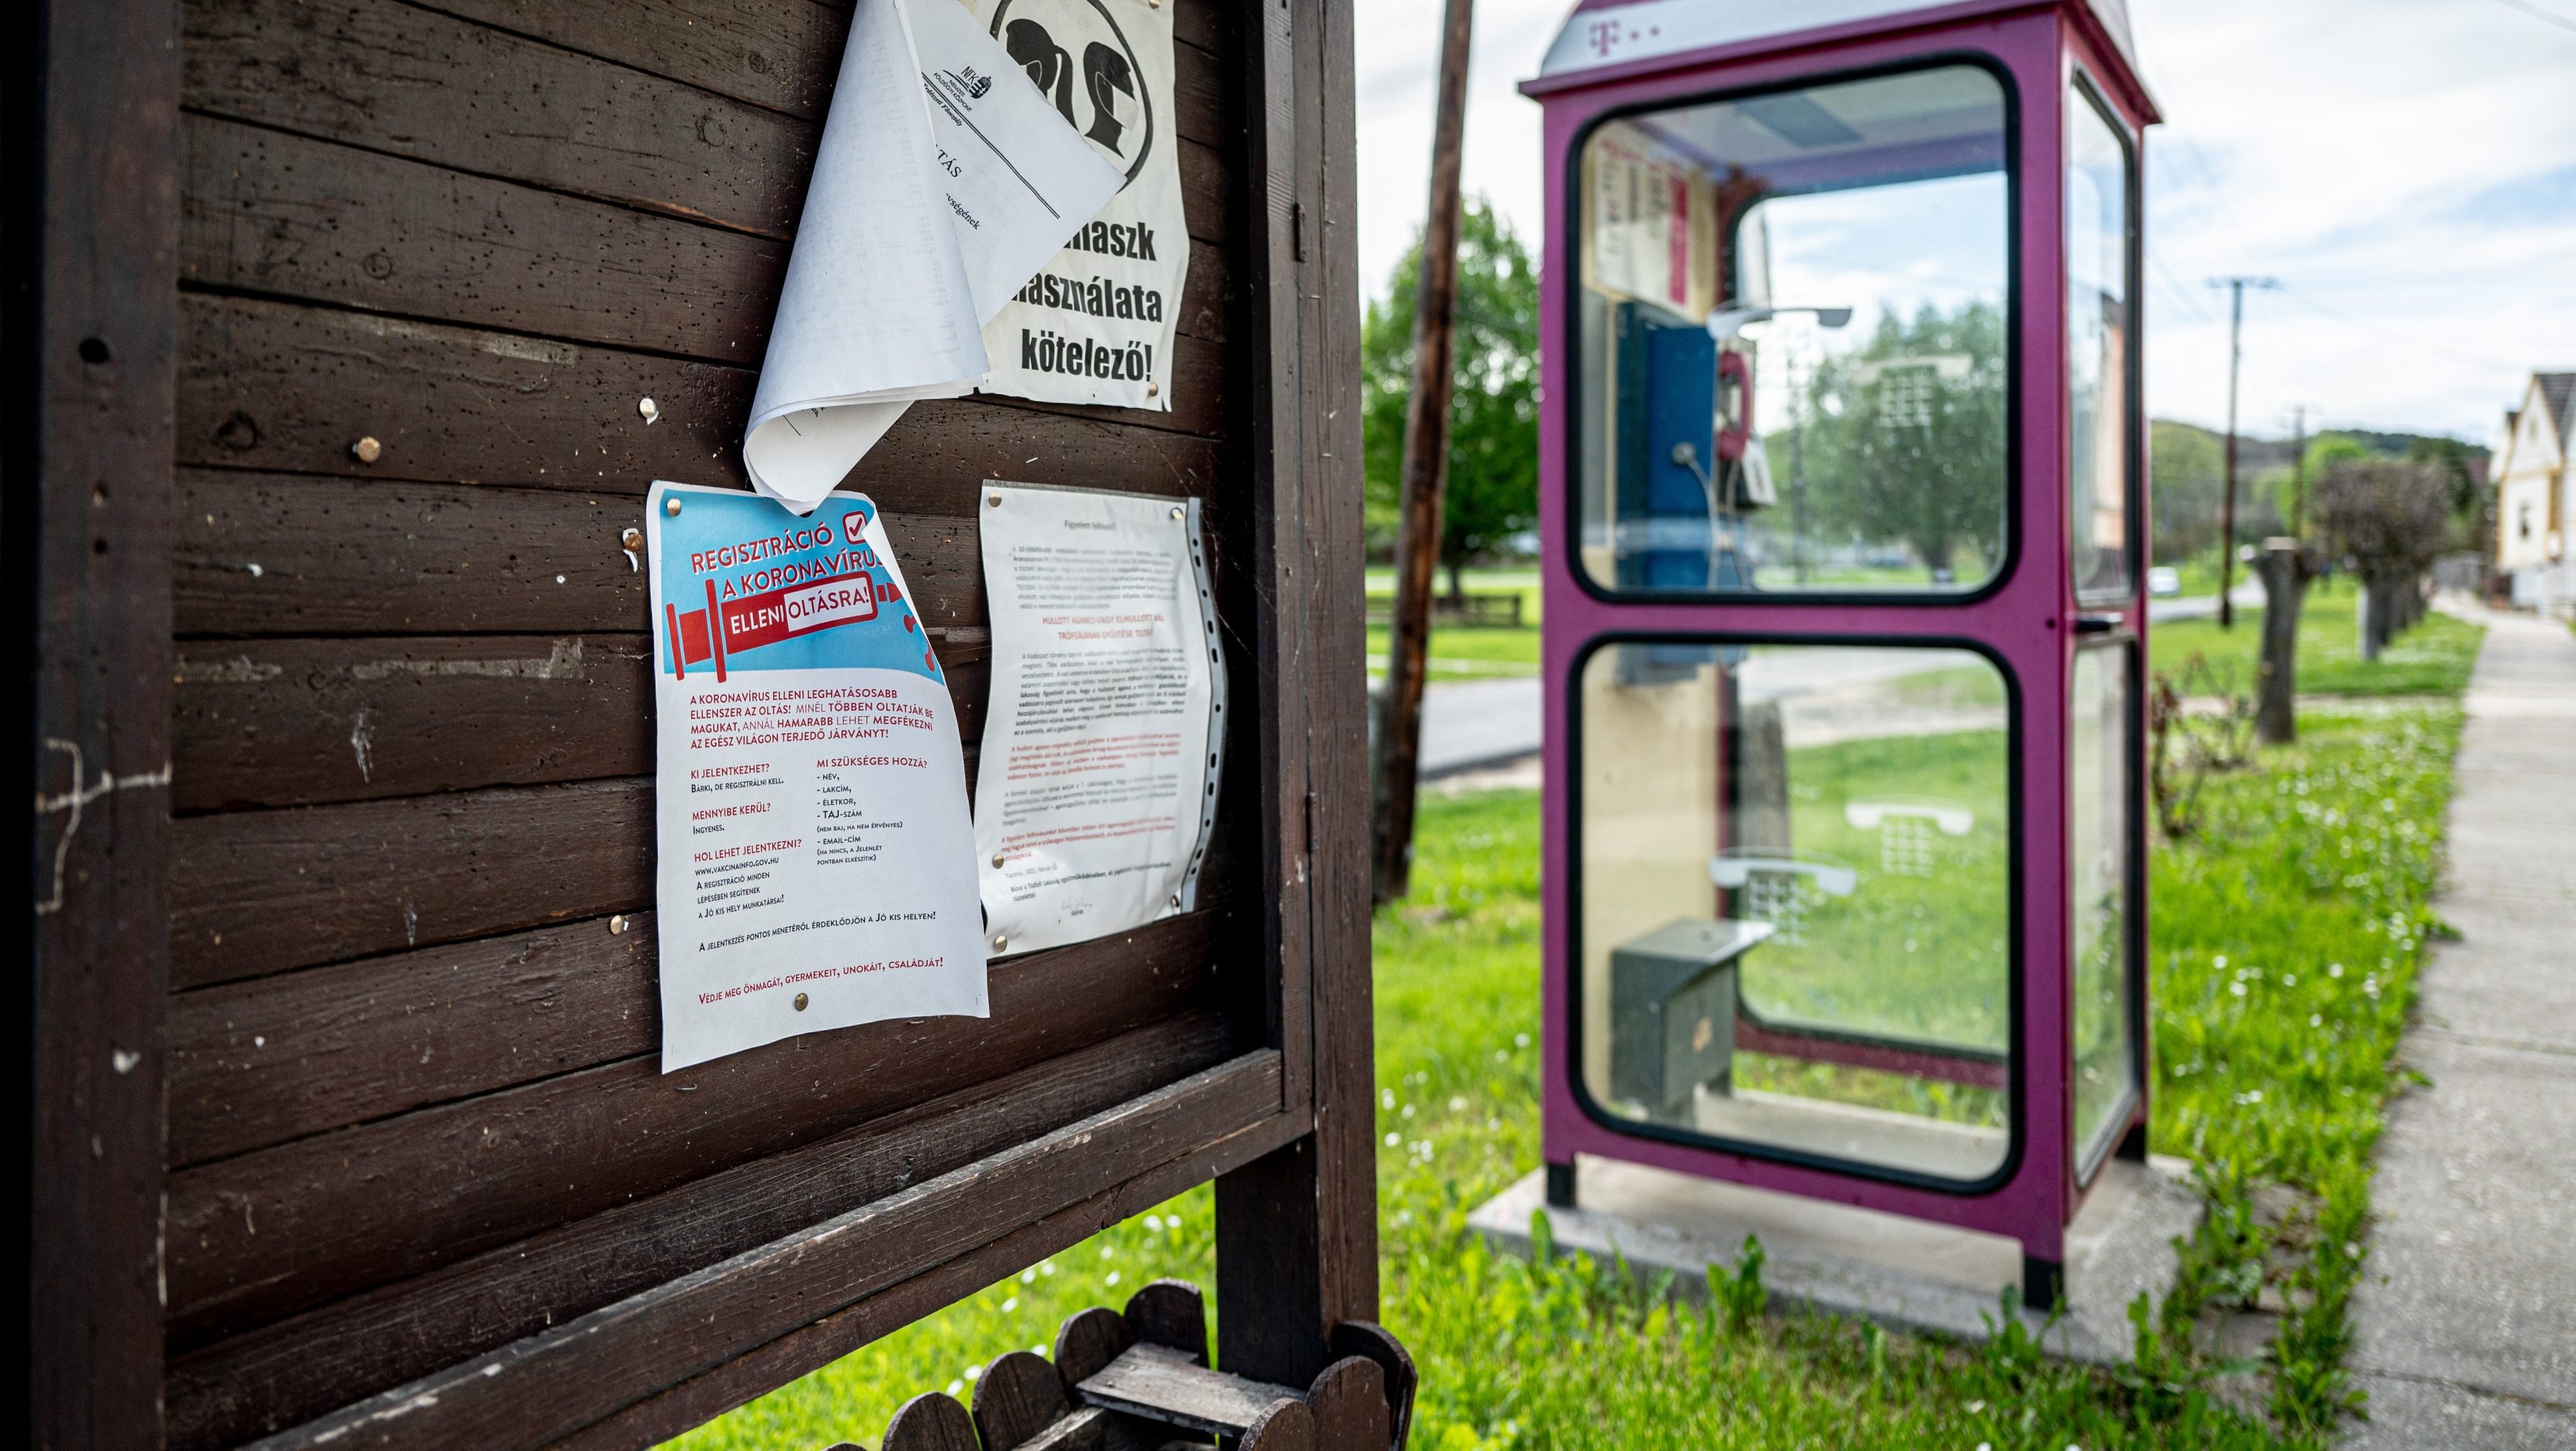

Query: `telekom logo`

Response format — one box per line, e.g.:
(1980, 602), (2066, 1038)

(1586, 17), (1663, 59)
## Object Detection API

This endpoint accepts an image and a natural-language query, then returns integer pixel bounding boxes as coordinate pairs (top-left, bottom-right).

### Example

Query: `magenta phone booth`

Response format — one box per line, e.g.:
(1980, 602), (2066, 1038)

(1525, 0), (2157, 1306)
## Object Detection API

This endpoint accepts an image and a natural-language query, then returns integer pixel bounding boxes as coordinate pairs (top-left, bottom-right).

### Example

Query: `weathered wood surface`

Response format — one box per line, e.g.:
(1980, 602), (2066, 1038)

(166, 911), (1222, 1341)
(1076, 1344), (1301, 1439)
(972, 1351), (1070, 1451)
(1302, 1355), (1388, 1451)
(181, 0), (1239, 240)
(544, 1103), (1302, 1451)
(174, 469), (985, 637)
(169, 774), (1238, 991)
(1054, 1307), (1136, 1389)
(1327, 1320), (1417, 1451)
(1124, 1280), (1210, 1364)
(234, 1052), (1286, 1450)
(22, 0), (181, 1442)
(176, 113), (1229, 438)
(882, 1391), (980, 1451)
(170, 777), (657, 988)
(168, 631), (991, 810)
(168, 1011), (1240, 1450)
(1238, 1397), (1317, 1451)
(173, 297), (1230, 515)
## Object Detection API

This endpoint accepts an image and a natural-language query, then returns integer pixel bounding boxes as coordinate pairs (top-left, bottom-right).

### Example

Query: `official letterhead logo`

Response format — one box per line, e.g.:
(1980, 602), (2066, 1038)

(990, 0), (1154, 189)
(961, 65), (995, 99)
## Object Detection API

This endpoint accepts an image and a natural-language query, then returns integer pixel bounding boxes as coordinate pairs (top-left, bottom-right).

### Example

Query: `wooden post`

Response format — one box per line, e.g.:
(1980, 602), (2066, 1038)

(9, 0), (180, 1445)
(1369, 0), (1475, 904)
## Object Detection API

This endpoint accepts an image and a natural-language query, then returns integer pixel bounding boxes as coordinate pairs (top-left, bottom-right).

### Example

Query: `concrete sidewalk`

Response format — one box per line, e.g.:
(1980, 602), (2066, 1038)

(2347, 611), (2576, 1448)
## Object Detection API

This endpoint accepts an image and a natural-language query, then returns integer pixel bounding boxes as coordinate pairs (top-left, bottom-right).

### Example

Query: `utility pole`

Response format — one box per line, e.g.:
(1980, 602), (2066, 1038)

(2207, 275), (2278, 628)
(1370, 0), (1474, 904)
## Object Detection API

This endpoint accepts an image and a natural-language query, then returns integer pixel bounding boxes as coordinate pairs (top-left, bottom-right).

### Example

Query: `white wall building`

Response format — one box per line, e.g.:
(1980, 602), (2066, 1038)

(2494, 371), (2576, 616)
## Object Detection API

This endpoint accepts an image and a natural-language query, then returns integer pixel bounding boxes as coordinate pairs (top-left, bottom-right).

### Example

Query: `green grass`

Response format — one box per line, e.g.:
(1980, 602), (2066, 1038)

(1365, 567), (1543, 679)
(682, 628), (2475, 1451)
(2151, 576), (2482, 697)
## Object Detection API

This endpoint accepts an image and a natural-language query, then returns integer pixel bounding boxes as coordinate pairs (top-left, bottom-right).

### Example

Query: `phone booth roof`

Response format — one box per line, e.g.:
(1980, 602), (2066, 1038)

(1526, 0), (2158, 119)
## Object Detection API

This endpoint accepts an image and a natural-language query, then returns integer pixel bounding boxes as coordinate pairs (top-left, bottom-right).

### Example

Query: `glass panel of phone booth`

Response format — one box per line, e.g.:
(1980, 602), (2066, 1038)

(2071, 642), (2137, 1174)
(2066, 85), (2134, 602)
(1572, 65), (2011, 597)
(1578, 643), (2011, 1183)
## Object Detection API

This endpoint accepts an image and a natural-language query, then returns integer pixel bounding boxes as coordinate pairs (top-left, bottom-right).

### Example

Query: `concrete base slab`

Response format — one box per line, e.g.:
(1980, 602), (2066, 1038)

(2344, 1373), (2576, 1451)
(1467, 1153), (2202, 1363)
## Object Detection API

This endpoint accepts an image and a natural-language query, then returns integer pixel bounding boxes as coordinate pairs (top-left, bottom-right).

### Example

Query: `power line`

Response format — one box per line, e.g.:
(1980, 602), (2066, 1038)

(2482, 0), (2576, 37)
(2271, 281), (2517, 372)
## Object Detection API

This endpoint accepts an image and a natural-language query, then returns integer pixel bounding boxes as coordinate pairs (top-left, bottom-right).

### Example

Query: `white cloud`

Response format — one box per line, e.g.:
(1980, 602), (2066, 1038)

(1352, 0), (2576, 443)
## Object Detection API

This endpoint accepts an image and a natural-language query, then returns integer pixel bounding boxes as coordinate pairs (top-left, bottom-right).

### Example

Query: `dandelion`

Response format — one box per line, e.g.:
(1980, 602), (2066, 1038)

(2230, 982), (2247, 997)
(1382, 1088), (1396, 1110)
(1401, 1103), (1416, 1119)
(1100, 1244), (1115, 1259)
(946, 1380), (964, 1396)
(1106, 1270), (1121, 1286)
(2214, 954), (2228, 969)
(1042, 1261), (1057, 1277)
(2310, 1014), (2323, 1029)
(1001, 1296), (1018, 1314)
(1386, 1132), (1401, 1147)
(963, 1364), (982, 1383)
(1514, 1033), (1530, 1048)
(1021, 1268), (1037, 1285)
(1031, 1343), (1047, 1357)
(1966, 1401), (1986, 1414)
(2329, 962), (2345, 978)
(1144, 1215), (1163, 1231)
(1449, 1096), (1469, 1113)
(1494, 1049), (1509, 1062)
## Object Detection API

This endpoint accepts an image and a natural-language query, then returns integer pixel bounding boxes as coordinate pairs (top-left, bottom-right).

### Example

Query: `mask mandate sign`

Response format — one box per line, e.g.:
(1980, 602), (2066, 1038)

(971, 0), (1188, 412)
(646, 481), (988, 1071)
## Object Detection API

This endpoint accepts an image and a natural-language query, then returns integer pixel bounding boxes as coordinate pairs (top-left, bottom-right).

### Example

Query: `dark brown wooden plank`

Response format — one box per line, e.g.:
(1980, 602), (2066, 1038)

(170, 777), (656, 989)
(1238, 1398), (1315, 1451)
(173, 469), (984, 638)
(176, 113), (1234, 427)
(186, 0), (813, 236)
(168, 1011), (1241, 1450)
(185, 0), (1242, 256)
(166, 910), (1226, 1342)
(1302, 1356), (1386, 1451)
(1076, 1344), (1298, 1438)
(236, 1051), (1287, 1450)
(885, 1393), (981, 1451)
(17, 0), (180, 1442)
(168, 631), (990, 810)
(168, 911), (656, 1166)
(972, 1350), (1068, 1451)
(1053, 1307), (1135, 1389)
(173, 294), (1231, 507)
(1123, 1280), (1208, 1363)
(1216, 0), (1375, 1393)
(544, 1102), (1303, 1451)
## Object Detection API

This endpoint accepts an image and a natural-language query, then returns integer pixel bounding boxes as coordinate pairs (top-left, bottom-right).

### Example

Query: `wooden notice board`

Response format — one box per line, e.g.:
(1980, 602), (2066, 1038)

(9, 1), (1373, 1445)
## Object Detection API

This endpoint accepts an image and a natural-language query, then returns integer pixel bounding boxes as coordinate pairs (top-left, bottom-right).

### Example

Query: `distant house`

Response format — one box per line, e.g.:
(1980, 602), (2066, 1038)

(2493, 371), (2576, 615)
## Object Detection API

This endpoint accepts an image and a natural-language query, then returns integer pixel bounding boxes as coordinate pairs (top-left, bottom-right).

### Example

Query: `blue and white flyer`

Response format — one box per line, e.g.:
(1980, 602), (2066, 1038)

(646, 480), (986, 1071)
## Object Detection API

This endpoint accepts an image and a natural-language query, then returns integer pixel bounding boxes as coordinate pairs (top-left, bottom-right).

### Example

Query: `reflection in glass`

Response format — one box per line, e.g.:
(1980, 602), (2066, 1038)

(1579, 643), (2012, 1182)
(2067, 87), (2133, 598)
(2071, 644), (2136, 1171)
(1573, 65), (2011, 595)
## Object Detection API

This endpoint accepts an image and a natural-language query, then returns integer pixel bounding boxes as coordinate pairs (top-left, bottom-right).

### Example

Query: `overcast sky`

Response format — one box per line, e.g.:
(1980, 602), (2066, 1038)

(1352, 0), (2576, 446)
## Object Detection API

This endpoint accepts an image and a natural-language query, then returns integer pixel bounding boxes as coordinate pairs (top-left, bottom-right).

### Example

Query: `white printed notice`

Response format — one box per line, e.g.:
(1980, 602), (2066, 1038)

(647, 480), (987, 1071)
(969, 0), (1189, 412)
(973, 483), (1226, 955)
(741, 0), (1124, 515)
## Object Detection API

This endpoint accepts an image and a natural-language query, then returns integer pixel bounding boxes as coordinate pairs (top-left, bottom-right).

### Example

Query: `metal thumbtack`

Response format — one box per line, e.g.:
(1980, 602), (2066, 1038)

(351, 436), (383, 464)
(665, 496), (682, 517)
(621, 527), (645, 572)
(793, 992), (810, 1011)
(1170, 894), (1182, 909)
(609, 914), (628, 935)
(637, 396), (661, 425)
(992, 934), (1008, 951)
(992, 852), (1006, 869)
(1170, 505), (1184, 520)
(988, 492), (1003, 507)
(1147, 381), (1160, 397)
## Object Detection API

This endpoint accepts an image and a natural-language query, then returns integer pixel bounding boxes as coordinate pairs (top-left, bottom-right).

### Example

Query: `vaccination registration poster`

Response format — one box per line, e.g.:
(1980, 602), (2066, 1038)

(645, 479), (987, 1072)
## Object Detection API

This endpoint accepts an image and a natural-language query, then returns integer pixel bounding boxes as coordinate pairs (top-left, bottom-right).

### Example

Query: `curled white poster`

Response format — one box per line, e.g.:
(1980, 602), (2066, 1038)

(970, 0), (1188, 411)
(646, 480), (986, 1071)
(974, 483), (1225, 955)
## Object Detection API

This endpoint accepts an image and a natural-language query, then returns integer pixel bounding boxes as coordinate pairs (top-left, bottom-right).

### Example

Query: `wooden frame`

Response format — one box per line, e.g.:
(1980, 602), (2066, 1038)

(12, 1), (1373, 1445)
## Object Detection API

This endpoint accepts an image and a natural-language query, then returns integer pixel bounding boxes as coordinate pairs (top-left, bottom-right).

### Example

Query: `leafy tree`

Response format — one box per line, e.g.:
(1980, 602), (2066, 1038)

(1790, 301), (2007, 579)
(1362, 199), (1540, 598)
